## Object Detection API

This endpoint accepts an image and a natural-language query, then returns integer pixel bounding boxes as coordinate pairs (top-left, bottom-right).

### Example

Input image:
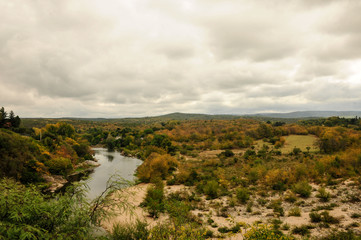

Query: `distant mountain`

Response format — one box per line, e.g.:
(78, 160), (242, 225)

(153, 112), (240, 120)
(245, 111), (361, 119)
(23, 111), (361, 126)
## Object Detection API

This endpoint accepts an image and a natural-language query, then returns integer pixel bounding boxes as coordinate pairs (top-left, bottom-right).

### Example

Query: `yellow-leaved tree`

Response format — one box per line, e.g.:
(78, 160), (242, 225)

(137, 153), (178, 182)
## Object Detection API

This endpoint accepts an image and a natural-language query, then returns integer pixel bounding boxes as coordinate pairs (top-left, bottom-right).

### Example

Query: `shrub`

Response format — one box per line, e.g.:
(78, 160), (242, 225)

(244, 224), (294, 240)
(284, 192), (298, 203)
(321, 211), (339, 224)
(165, 198), (192, 225)
(317, 188), (331, 202)
(268, 200), (284, 217)
(273, 205), (285, 217)
(218, 226), (230, 233)
(292, 225), (310, 236)
(292, 147), (302, 155)
(45, 157), (73, 176)
(309, 212), (322, 223)
(292, 181), (312, 198)
(236, 187), (250, 204)
(203, 180), (220, 199)
(309, 211), (339, 224)
(288, 207), (301, 217)
(150, 222), (207, 240)
(319, 230), (361, 240)
(112, 220), (149, 240)
(223, 149), (235, 157)
(141, 182), (165, 218)
(246, 202), (253, 213)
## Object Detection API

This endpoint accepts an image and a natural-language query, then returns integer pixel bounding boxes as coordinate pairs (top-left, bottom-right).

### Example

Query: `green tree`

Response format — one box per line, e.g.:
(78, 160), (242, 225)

(0, 107), (7, 126)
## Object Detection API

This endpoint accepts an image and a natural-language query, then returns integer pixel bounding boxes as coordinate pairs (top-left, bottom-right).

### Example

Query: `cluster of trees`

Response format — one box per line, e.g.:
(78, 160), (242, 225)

(0, 129), (46, 183)
(301, 116), (361, 128)
(0, 107), (21, 128)
(32, 122), (94, 176)
(1, 110), (94, 183)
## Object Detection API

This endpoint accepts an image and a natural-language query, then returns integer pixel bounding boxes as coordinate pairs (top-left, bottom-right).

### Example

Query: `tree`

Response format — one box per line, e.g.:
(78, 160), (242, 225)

(9, 110), (15, 127)
(13, 116), (21, 128)
(0, 107), (6, 126)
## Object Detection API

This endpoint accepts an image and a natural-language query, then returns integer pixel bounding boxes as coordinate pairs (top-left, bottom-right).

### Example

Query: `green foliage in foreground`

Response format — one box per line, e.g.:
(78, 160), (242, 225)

(0, 176), (131, 240)
(0, 178), (94, 239)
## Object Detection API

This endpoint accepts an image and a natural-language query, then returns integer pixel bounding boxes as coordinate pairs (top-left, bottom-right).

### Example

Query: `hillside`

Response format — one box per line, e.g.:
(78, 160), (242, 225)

(0, 129), (46, 183)
(246, 111), (361, 119)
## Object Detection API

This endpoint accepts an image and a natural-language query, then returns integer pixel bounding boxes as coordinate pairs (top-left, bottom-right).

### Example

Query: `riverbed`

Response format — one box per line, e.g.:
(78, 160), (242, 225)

(84, 148), (142, 200)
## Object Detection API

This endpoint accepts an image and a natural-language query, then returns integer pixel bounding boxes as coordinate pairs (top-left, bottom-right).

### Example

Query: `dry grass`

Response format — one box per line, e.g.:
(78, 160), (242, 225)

(281, 135), (319, 153)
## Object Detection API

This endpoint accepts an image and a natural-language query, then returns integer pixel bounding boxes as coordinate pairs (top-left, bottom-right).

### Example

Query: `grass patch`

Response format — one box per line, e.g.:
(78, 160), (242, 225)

(281, 135), (319, 153)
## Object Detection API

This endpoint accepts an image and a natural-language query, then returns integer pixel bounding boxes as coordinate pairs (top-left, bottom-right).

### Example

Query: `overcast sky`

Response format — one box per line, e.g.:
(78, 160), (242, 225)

(1, 0), (360, 118)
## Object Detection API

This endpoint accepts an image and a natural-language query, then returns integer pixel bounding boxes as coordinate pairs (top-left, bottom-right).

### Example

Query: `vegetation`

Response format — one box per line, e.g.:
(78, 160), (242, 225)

(0, 107), (21, 129)
(2, 111), (361, 239)
(0, 177), (125, 239)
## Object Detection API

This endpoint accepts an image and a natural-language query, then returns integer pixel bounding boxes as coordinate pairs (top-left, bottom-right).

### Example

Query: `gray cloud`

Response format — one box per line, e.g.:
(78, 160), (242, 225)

(0, 0), (360, 117)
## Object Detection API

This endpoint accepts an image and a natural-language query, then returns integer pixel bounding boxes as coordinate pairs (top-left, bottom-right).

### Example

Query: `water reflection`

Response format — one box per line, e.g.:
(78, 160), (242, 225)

(85, 148), (142, 200)
(106, 154), (114, 162)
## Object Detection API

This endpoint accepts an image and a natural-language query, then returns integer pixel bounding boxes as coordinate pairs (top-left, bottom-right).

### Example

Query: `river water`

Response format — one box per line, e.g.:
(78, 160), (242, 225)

(84, 148), (142, 200)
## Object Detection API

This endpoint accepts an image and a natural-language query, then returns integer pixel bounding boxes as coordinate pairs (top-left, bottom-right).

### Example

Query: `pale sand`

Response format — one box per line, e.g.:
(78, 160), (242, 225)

(102, 183), (150, 232)
(101, 183), (192, 232)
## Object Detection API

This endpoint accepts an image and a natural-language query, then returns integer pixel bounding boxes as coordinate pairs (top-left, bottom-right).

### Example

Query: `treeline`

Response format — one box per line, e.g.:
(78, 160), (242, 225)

(301, 116), (361, 128)
(0, 107), (21, 128)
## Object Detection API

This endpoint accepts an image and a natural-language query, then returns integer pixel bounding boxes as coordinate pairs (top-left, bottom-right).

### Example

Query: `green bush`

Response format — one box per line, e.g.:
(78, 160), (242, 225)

(309, 211), (339, 224)
(203, 180), (220, 199)
(244, 224), (294, 240)
(0, 178), (93, 239)
(288, 207), (301, 217)
(321, 211), (339, 224)
(111, 220), (149, 240)
(292, 225), (310, 236)
(236, 187), (250, 204)
(309, 212), (322, 223)
(46, 157), (73, 176)
(317, 188), (331, 202)
(150, 222), (207, 240)
(165, 198), (192, 225)
(284, 192), (298, 203)
(141, 182), (165, 218)
(319, 230), (361, 240)
(223, 149), (235, 157)
(292, 181), (312, 198)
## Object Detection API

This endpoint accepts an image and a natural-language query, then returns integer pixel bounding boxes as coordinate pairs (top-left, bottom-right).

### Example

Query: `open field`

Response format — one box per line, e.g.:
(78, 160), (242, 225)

(282, 135), (319, 153)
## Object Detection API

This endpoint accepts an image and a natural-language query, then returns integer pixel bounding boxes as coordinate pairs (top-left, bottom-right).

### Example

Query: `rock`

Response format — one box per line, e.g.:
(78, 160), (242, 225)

(84, 160), (101, 167)
(76, 160), (100, 168)
(42, 174), (68, 193)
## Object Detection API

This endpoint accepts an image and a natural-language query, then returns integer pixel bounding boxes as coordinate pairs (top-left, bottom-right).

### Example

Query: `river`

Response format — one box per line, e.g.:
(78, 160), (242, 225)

(84, 148), (143, 200)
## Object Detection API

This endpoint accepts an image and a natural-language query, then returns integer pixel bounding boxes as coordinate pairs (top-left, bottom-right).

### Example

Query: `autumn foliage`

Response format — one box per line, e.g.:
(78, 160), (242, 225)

(136, 153), (178, 182)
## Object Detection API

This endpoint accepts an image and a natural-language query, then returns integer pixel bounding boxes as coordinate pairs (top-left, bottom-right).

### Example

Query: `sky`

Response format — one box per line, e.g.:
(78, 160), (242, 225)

(1, 0), (361, 118)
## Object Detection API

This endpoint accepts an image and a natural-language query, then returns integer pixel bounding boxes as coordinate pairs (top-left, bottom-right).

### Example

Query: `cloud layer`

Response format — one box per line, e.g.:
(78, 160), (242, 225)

(0, 0), (360, 117)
